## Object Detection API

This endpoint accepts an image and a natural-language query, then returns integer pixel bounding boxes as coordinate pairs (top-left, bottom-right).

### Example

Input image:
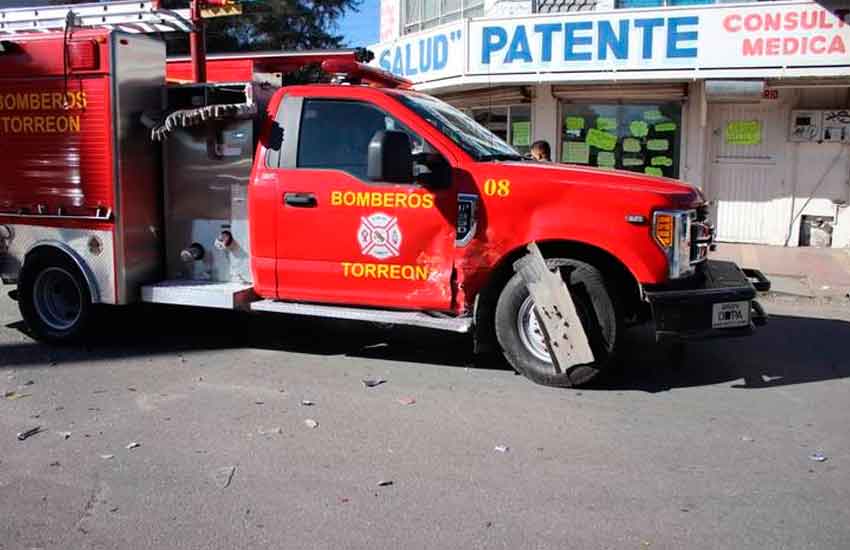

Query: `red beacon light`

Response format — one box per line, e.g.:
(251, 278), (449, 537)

(320, 59), (413, 89)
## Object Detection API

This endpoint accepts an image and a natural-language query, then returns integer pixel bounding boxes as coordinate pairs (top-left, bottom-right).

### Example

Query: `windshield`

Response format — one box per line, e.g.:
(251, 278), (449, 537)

(393, 92), (524, 161)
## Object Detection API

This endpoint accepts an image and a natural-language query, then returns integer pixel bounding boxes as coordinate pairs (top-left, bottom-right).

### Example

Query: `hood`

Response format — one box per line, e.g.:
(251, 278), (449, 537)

(497, 161), (704, 206)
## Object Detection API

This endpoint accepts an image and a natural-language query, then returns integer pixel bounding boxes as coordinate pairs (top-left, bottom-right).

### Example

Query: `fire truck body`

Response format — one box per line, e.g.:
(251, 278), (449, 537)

(0, 27), (769, 387)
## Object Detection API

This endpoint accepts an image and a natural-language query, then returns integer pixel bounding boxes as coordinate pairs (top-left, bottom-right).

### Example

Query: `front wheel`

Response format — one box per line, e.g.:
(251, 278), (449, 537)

(494, 258), (621, 387)
(18, 251), (93, 343)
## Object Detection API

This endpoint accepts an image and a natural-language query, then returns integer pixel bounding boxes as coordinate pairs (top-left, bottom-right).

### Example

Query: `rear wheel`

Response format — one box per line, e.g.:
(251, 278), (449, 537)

(494, 258), (621, 387)
(18, 251), (93, 343)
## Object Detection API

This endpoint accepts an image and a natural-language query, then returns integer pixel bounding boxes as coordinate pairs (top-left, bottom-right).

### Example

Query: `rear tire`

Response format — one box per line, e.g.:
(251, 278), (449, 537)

(494, 258), (621, 387)
(18, 251), (93, 344)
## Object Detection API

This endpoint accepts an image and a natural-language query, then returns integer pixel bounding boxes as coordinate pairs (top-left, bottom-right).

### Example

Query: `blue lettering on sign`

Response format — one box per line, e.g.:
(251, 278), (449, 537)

(378, 30), (458, 77)
(479, 16), (699, 66)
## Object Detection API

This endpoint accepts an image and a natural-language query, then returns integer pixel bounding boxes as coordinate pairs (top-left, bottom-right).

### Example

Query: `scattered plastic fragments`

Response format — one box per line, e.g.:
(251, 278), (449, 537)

(258, 427), (283, 435)
(362, 378), (386, 388)
(741, 436), (755, 442)
(59, 431), (72, 440)
(17, 426), (42, 441)
(100, 454), (114, 460)
(214, 466), (237, 489)
(397, 396), (416, 406)
(494, 445), (509, 453)
(809, 451), (827, 462)
(304, 419), (319, 429)
(5, 391), (31, 400)
(301, 399), (315, 406)
(377, 480), (394, 487)
(126, 442), (140, 450)
(23, 380), (34, 386)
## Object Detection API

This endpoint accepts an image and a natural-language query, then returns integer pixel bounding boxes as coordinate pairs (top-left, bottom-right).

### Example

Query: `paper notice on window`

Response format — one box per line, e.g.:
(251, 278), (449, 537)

(725, 120), (762, 145)
(643, 110), (664, 122)
(597, 151), (616, 167)
(655, 122), (677, 133)
(586, 128), (617, 151)
(651, 156), (673, 167)
(566, 116), (585, 131)
(511, 121), (531, 146)
(596, 117), (617, 131)
(647, 139), (669, 151)
(645, 167), (664, 177)
(622, 138), (641, 153)
(630, 120), (649, 138)
(562, 141), (590, 164)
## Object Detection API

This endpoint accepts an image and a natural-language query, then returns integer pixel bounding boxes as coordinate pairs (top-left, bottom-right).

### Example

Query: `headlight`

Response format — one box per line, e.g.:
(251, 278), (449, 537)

(653, 210), (693, 279)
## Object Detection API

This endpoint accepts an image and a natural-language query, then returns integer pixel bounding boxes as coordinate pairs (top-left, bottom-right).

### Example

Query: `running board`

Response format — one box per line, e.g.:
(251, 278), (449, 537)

(142, 281), (256, 310)
(250, 300), (472, 333)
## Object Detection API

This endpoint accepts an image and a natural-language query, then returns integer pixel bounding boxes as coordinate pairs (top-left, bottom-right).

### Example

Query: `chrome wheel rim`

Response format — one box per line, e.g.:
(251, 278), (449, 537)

(33, 267), (82, 331)
(517, 296), (552, 363)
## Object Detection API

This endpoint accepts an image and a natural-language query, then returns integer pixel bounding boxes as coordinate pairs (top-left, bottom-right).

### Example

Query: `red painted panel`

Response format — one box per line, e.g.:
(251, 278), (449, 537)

(166, 59), (254, 83)
(0, 30), (110, 78)
(0, 75), (115, 218)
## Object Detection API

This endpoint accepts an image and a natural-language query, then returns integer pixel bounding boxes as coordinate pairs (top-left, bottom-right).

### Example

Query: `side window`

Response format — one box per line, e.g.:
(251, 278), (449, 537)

(297, 99), (424, 181)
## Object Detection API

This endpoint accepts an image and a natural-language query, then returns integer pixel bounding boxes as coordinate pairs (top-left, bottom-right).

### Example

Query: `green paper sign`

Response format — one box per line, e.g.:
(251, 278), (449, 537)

(655, 122), (677, 133)
(586, 128), (617, 151)
(511, 121), (531, 147)
(622, 138), (641, 153)
(566, 116), (585, 131)
(725, 120), (762, 145)
(645, 167), (664, 177)
(596, 117), (617, 131)
(597, 151), (616, 167)
(651, 156), (673, 167)
(562, 141), (590, 164)
(647, 139), (669, 151)
(643, 110), (664, 122)
(622, 157), (644, 167)
(630, 120), (649, 137)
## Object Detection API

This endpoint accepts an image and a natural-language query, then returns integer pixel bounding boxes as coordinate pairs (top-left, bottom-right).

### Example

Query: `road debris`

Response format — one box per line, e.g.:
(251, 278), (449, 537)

(362, 378), (386, 388)
(304, 419), (319, 429)
(809, 451), (827, 462)
(59, 431), (72, 440)
(741, 436), (755, 442)
(494, 445), (510, 453)
(5, 391), (31, 400)
(214, 466), (237, 489)
(258, 427), (283, 435)
(301, 399), (315, 406)
(126, 441), (140, 450)
(23, 380), (34, 386)
(100, 454), (114, 460)
(17, 426), (42, 441)
(255, 401), (264, 405)
(377, 480), (394, 487)
(397, 396), (416, 406)
(49, 461), (60, 467)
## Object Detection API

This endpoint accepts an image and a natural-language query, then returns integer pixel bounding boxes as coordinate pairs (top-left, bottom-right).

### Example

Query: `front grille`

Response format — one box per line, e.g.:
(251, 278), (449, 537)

(690, 207), (712, 265)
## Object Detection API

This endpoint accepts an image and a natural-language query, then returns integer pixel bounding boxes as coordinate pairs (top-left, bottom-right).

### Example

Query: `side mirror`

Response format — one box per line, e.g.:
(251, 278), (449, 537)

(368, 130), (413, 183)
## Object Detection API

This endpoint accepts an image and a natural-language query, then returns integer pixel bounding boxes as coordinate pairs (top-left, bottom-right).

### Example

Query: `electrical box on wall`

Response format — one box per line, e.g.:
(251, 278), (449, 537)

(789, 110), (822, 142)
(821, 109), (850, 144)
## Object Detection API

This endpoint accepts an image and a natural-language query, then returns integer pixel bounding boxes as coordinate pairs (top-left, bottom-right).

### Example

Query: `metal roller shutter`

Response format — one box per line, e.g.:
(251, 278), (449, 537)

(438, 86), (532, 109)
(553, 83), (688, 102)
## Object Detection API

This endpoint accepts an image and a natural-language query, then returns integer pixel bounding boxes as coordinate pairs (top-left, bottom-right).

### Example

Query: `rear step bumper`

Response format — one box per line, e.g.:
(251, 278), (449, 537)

(644, 260), (769, 343)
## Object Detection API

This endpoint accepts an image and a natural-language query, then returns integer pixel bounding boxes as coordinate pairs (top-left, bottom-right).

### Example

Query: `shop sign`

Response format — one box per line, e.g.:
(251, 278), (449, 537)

(373, 21), (465, 82)
(469, 2), (849, 75)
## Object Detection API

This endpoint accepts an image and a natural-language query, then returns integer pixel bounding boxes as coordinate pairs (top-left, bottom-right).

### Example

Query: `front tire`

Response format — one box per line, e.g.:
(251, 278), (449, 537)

(18, 251), (93, 343)
(494, 258), (620, 387)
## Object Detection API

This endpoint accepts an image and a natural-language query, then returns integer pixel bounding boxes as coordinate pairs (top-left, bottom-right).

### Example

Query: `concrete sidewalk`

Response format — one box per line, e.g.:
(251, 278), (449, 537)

(712, 243), (850, 300)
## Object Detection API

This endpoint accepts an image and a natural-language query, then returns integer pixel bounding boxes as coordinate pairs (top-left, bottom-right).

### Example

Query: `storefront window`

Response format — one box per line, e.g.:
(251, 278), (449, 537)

(403, 0), (484, 34)
(471, 105), (532, 154)
(560, 103), (682, 178)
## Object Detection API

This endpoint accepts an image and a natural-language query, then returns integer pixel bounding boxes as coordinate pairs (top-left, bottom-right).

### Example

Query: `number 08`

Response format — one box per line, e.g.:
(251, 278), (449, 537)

(484, 178), (510, 197)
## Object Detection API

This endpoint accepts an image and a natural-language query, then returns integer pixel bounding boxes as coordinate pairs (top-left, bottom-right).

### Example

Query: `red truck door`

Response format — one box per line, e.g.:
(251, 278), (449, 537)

(259, 94), (457, 311)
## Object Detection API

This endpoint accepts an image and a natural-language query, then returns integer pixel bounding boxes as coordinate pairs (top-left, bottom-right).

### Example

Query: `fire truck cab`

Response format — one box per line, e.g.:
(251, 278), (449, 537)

(0, 25), (769, 387)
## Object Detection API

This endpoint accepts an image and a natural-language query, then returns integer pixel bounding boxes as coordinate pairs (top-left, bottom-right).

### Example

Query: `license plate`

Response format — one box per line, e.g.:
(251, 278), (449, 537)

(712, 301), (750, 328)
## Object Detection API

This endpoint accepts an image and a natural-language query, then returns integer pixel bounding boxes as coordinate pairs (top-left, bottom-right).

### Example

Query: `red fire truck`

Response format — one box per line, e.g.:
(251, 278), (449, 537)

(0, 2), (769, 387)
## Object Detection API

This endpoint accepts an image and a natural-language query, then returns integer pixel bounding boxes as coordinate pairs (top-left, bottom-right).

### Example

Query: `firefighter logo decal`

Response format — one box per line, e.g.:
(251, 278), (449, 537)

(358, 212), (402, 260)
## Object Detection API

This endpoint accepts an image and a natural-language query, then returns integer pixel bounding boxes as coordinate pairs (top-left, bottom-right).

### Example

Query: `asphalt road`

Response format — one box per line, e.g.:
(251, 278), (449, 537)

(1, 290), (849, 550)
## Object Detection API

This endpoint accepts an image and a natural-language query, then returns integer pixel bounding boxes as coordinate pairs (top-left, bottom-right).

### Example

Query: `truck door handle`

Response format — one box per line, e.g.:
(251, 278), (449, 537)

(284, 192), (317, 208)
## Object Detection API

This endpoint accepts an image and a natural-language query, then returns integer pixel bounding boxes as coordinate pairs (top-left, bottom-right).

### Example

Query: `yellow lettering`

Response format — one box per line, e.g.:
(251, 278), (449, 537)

(45, 116), (55, 133)
(3, 95), (13, 110)
(41, 93), (51, 111)
(21, 116), (33, 133)
(384, 193), (395, 208)
(355, 192), (369, 207)
(400, 265), (414, 280)
(408, 193), (421, 208)
(33, 117), (45, 133)
(364, 263), (377, 278)
(51, 93), (62, 109)
(416, 266), (429, 281)
(422, 194), (434, 209)
(331, 191), (342, 206)
(342, 262), (352, 277)
(56, 116), (69, 133)
(377, 264), (389, 279)
(77, 91), (87, 109)
(10, 117), (22, 133)
(370, 192), (382, 207)
(29, 93), (40, 110)
(395, 193), (407, 208)
(344, 191), (356, 207)
(0, 117), (9, 132)
(68, 115), (80, 133)
(351, 263), (364, 277)
(389, 265), (401, 279)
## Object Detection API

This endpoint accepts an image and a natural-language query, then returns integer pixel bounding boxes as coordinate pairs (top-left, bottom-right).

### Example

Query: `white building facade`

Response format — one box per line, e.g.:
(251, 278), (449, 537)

(371, 0), (850, 248)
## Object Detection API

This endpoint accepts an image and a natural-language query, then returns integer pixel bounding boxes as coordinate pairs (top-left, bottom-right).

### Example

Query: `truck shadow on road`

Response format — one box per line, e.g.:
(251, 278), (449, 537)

(2, 304), (849, 391)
